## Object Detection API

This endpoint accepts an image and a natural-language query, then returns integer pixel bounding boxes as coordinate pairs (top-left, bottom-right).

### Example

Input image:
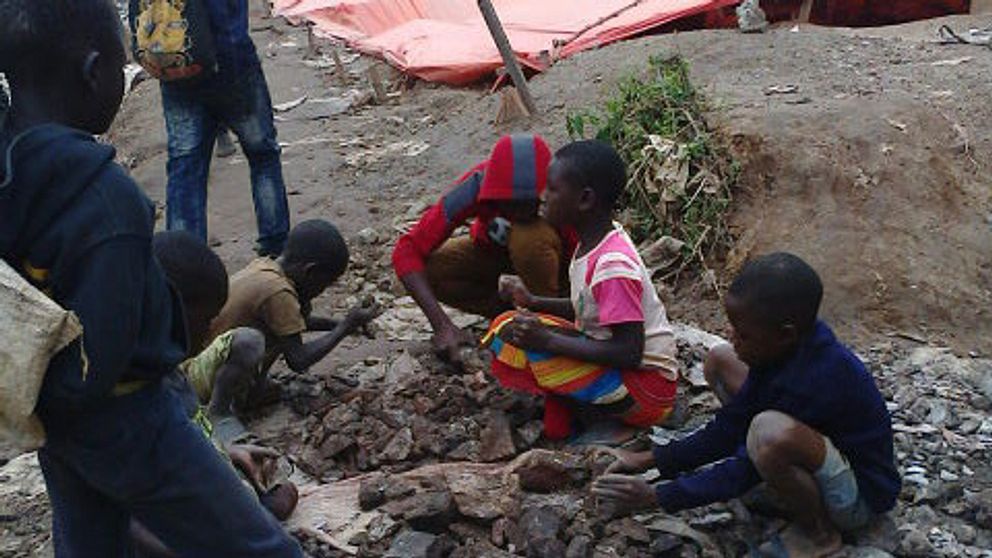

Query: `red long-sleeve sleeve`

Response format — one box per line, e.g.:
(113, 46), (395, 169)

(392, 166), (486, 278)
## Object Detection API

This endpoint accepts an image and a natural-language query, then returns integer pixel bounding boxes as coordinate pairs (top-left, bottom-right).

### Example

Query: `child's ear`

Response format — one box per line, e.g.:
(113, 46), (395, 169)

(779, 323), (800, 347)
(81, 51), (101, 92)
(578, 187), (596, 212)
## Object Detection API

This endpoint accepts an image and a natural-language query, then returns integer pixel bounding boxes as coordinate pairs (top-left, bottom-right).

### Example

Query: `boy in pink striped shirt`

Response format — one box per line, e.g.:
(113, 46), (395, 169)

(485, 140), (678, 440)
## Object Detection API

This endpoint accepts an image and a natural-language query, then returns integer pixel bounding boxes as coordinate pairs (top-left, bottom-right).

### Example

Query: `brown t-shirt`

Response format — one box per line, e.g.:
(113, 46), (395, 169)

(209, 258), (306, 369)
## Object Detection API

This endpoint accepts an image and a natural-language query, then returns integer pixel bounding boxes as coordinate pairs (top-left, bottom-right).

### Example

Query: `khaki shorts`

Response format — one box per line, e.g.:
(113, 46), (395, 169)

(178, 330), (235, 404)
(815, 437), (873, 532)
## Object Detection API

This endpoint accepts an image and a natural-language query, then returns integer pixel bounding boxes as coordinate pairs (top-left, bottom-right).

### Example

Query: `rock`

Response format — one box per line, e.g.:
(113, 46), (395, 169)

(648, 534), (682, 557)
(967, 489), (992, 528)
(515, 451), (588, 493)
(897, 528), (935, 558)
(606, 517), (651, 544)
(516, 421), (543, 448)
(319, 433), (356, 459)
(357, 227), (380, 245)
(359, 475), (388, 510)
(387, 351), (422, 387)
(519, 505), (564, 555)
(845, 547), (893, 558)
(386, 491), (456, 534)
(526, 537), (567, 558)
(384, 477), (418, 500)
(479, 411), (516, 462)
(736, 0), (768, 33)
(381, 427), (415, 462)
(447, 440), (480, 461)
(949, 522), (976, 545)
(447, 471), (505, 521)
(566, 534), (592, 558)
(965, 358), (992, 401)
(368, 514), (401, 543)
(384, 530), (446, 558)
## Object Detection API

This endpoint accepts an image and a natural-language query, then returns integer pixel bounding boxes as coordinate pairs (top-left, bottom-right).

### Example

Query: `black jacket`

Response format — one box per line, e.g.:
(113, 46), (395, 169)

(0, 124), (186, 417)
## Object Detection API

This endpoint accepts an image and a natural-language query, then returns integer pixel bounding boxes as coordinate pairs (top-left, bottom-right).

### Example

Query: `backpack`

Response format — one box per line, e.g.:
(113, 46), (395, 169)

(0, 259), (82, 453)
(129, 0), (217, 82)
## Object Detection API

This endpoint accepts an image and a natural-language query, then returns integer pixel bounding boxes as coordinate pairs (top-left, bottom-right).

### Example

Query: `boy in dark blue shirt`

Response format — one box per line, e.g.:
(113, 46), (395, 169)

(593, 253), (900, 558)
(0, 1), (300, 556)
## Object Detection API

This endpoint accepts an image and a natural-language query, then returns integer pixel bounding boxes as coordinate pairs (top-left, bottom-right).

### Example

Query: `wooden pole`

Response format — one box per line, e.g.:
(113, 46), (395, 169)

(477, 0), (537, 116)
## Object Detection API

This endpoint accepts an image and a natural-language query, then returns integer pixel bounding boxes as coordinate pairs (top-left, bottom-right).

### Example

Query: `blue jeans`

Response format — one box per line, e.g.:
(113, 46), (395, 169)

(161, 66), (289, 256)
(38, 383), (302, 558)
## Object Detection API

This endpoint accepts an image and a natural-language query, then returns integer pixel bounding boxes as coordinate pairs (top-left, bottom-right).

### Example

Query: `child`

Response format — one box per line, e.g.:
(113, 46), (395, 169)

(135, 231), (299, 558)
(153, 229), (267, 434)
(0, 1), (301, 556)
(392, 134), (577, 365)
(483, 140), (679, 440)
(593, 253), (901, 558)
(207, 219), (380, 388)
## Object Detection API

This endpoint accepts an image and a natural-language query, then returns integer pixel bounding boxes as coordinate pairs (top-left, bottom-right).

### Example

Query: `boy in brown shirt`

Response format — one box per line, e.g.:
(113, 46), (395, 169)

(210, 219), (379, 372)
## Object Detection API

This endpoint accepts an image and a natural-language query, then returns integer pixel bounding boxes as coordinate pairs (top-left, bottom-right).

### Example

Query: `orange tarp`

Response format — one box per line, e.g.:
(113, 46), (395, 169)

(272, 0), (737, 84)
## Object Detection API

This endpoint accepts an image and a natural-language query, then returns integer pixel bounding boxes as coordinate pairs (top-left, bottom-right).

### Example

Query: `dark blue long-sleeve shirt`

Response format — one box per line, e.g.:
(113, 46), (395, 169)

(653, 321), (900, 514)
(202, 0), (260, 79)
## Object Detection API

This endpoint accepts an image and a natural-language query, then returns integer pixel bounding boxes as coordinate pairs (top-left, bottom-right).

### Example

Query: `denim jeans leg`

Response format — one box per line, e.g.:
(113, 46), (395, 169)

(222, 66), (290, 256)
(40, 384), (301, 558)
(38, 448), (133, 558)
(161, 83), (217, 242)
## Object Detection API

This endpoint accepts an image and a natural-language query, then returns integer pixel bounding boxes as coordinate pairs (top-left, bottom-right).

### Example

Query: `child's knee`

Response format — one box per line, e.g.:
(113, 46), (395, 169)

(746, 410), (802, 466)
(508, 219), (561, 257)
(228, 328), (266, 370)
(703, 343), (735, 385)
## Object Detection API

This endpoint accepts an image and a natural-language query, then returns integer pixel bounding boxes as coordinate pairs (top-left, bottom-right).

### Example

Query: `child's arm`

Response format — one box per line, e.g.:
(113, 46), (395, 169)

(304, 316), (339, 331)
(499, 275), (574, 320)
(502, 313), (643, 370)
(278, 304), (378, 372)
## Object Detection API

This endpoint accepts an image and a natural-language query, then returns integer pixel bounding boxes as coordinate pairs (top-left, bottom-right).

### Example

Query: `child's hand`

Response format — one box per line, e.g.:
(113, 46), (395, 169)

(592, 474), (659, 514)
(499, 275), (534, 309)
(227, 444), (281, 492)
(502, 312), (552, 351)
(599, 448), (656, 475)
(344, 299), (382, 332)
(432, 324), (477, 364)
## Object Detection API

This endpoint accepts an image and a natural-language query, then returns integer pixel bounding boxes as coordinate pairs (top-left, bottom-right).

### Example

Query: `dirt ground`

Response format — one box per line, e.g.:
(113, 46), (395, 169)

(2, 9), (992, 558)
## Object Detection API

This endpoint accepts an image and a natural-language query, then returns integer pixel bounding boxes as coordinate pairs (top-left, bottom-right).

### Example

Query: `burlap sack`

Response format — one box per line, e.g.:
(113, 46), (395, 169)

(0, 260), (82, 452)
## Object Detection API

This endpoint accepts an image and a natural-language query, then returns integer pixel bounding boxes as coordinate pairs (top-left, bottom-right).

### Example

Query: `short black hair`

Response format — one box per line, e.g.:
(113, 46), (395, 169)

(153, 230), (228, 311)
(728, 252), (823, 331)
(553, 140), (627, 210)
(0, 0), (121, 75)
(283, 219), (350, 277)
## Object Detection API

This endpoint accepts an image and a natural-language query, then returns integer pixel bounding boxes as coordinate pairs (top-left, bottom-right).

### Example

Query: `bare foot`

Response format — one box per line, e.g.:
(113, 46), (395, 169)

(760, 523), (842, 558)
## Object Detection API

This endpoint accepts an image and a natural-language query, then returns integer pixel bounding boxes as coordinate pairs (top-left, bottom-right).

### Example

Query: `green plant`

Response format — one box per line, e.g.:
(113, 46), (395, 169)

(567, 55), (737, 284)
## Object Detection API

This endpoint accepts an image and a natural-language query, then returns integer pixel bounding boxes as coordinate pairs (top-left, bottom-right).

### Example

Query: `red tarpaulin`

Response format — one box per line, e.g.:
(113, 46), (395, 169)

(273, 0), (737, 84)
(272, 0), (970, 84)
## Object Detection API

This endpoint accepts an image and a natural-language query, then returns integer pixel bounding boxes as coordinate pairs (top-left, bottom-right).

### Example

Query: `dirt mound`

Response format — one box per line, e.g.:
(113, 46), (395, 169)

(520, 19), (992, 353)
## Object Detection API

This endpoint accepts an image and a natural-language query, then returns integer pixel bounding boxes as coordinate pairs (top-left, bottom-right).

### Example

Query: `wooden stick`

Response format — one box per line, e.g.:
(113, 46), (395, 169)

(368, 64), (386, 104)
(477, 0), (537, 116)
(331, 48), (348, 86)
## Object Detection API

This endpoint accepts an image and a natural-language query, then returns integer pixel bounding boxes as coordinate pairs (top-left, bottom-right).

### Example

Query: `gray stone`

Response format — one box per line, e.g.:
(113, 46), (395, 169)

(388, 491), (456, 534)
(358, 474), (387, 510)
(648, 534), (682, 557)
(566, 535), (592, 558)
(845, 547), (893, 558)
(384, 530), (440, 558)
(519, 505), (564, 556)
(526, 537), (567, 558)
(381, 427), (415, 462)
(896, 528), (935, 558)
